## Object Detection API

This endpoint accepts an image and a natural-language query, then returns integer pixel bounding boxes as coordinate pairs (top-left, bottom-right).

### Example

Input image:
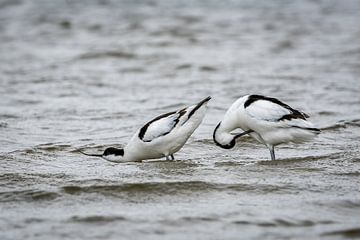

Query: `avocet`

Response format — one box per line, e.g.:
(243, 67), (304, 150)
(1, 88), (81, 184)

(213, 95), (320, 160)
(80, 96), (211, 162)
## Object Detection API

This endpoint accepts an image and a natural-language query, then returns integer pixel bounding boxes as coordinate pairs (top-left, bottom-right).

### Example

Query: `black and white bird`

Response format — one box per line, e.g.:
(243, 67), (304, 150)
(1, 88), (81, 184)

(80, 96), (211, 163)
(213, 95), (320, 160)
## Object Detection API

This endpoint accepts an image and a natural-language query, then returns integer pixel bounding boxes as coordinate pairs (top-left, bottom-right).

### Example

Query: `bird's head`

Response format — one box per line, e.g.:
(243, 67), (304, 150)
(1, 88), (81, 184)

(213, 122), (236, 149)
(102, 147), (124, 161)
(103, 147), (124, 156)
(78, 147), (125, 163)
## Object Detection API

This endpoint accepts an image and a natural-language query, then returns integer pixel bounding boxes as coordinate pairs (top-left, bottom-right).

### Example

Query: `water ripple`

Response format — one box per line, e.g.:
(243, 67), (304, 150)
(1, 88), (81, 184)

(60, 181), (302, 198)
(233, 219), (335, 227)
(69, 215), (127, 223)
(323, 228), (360, 238)
(77, 51), (137, 60)
(0, 189), (59, 202)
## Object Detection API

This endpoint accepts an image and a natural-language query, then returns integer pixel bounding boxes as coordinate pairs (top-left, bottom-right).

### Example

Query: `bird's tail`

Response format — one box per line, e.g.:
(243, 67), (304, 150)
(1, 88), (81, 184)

(289, 126), (320, 143)
(188, 96), (211, 118)
(285, 118), (320, 143)
(179, 96), (211, 126)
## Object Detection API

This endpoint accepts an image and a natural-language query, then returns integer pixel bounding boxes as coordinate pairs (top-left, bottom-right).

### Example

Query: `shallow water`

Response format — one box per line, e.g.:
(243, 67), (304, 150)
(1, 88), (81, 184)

(1, 0), (360, 239)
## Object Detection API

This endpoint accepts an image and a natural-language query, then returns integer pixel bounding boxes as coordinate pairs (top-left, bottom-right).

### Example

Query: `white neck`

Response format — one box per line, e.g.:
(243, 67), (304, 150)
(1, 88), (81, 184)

(213, 123), (235, 147)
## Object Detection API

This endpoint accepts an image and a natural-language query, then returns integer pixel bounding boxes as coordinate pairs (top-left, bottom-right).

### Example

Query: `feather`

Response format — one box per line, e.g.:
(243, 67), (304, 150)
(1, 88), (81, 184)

(139, 109), (186, 142)
(245, 95), (308, 122)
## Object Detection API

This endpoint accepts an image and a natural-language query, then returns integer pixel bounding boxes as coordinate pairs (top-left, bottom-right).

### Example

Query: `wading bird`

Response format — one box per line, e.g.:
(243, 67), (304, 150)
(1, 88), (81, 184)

(80, 96), (211, 162)
(213, 95), (320, 160)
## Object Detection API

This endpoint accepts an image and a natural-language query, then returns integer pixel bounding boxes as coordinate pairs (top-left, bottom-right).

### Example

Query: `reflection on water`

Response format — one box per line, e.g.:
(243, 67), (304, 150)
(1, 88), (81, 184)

(1, 0), (360, 239)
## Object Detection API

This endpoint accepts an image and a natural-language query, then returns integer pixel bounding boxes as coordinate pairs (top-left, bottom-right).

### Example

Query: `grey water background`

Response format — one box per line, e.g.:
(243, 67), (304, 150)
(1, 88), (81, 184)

(1, 0), (360, 239)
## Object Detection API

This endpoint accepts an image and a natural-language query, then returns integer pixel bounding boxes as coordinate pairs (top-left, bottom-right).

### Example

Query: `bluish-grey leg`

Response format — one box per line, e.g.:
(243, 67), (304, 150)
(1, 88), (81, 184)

(170, 154), (175, 160)
(269, 146), (276, 161)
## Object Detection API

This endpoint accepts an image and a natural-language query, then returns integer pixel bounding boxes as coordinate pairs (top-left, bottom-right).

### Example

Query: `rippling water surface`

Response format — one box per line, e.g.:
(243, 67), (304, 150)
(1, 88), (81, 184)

(1, 0), (360, 239)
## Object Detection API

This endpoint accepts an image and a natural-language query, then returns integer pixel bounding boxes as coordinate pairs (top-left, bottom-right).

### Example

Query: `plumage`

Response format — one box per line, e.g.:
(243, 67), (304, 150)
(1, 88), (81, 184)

(213, 94), (320, 160)
(80, 96), (211, 162)
(139, 109), (186, 142)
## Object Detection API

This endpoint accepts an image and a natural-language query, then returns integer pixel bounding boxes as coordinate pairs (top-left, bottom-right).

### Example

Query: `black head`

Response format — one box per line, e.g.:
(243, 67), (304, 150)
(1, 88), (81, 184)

(213, 122), (236, 149)
(214, 138), (236, 149)
(103, 147), (124, 156)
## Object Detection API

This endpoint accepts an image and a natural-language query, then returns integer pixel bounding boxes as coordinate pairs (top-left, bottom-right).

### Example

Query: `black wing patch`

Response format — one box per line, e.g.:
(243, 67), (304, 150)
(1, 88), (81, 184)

(244, 95), (309, 121)
(138, 108), (187, 142)
(138, 111), (175, 141)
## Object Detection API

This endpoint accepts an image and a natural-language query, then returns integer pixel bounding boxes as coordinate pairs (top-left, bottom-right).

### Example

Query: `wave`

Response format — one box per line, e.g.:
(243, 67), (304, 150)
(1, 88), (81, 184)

(257, 152), (342, 165)
(77, 50), (137, 60)
(176, 63), (192, 70)
(35, 143), (73, 152)
(0, 180), (308, 203)
(233, 219), (334, 227)
(323, 227), (360, 238)
(317, 111), (337, 116)
(0, 189), (59, 202)
(333, 199), (360, 209)
(62, 181), (217, 196)
(333, 172), (360, 176)
(0, 114), (19, 119)
(321, 119), (360, 130)
(199, 65), (217, 72)
(69, 215), (127, 223)
(61, 181), (301, 198)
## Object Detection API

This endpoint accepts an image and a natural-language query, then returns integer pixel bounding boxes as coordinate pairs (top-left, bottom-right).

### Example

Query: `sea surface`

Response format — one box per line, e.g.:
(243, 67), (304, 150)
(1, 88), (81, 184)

(1, 0), (360, 239)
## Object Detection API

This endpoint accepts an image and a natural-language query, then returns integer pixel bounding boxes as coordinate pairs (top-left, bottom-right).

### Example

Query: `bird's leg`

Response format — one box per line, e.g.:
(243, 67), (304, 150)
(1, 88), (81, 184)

(269, 145), (276, 161)
(165, 155), (170, 160)
(170, 154), (175, 160)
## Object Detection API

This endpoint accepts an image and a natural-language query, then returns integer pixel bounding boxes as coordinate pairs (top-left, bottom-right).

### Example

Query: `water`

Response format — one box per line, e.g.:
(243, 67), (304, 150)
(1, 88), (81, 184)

(1, 0), (360, 239)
